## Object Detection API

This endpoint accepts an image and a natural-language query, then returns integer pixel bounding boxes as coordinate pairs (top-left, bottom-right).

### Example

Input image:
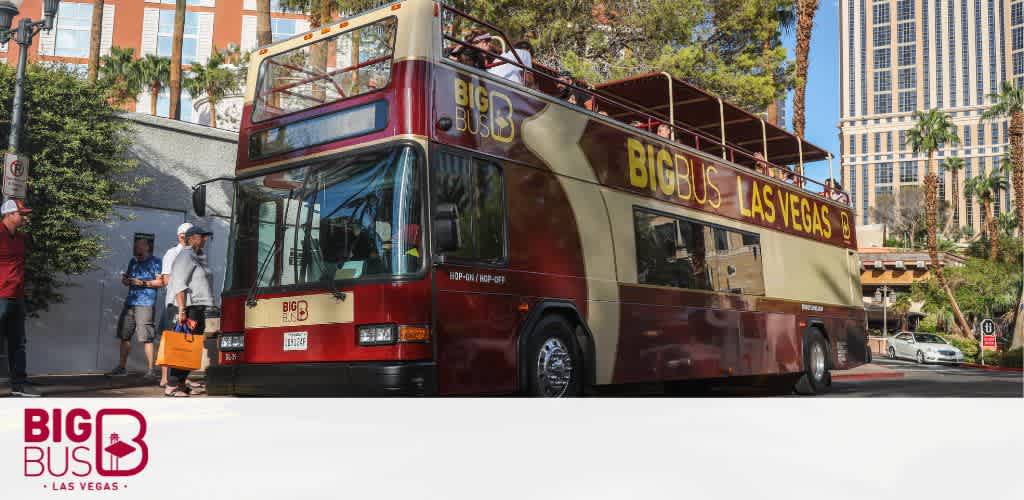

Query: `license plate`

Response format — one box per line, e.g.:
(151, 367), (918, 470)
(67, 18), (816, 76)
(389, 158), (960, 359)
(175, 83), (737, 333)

(283, 331), (308, 351)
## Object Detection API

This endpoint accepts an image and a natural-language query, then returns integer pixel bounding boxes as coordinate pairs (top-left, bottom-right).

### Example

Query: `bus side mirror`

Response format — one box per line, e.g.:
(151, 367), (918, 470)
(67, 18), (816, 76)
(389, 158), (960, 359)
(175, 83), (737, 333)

(434, 203), (460, 253)
(192, 185), (207, 217)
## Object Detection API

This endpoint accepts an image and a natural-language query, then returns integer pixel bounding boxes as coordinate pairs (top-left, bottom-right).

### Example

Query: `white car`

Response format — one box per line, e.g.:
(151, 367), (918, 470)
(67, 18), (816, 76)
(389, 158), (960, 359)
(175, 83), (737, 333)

(886, 332), (964, 365)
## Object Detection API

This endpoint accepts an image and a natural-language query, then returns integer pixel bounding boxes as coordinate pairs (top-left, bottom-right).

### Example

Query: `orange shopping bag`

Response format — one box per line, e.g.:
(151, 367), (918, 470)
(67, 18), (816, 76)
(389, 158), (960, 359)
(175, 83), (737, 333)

(156, 324), (204, 371)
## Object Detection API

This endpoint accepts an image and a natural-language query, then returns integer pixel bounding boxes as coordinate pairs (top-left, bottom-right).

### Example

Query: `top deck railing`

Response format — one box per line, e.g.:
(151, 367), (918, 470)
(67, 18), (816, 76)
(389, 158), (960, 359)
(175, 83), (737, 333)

(437, 3), (850, 206)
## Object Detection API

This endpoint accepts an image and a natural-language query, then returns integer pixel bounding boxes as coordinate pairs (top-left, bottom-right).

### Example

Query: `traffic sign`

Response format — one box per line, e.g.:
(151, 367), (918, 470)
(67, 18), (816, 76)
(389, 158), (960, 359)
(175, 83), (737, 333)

(980, 319), (997, 351)
(3, 152), (29, 199)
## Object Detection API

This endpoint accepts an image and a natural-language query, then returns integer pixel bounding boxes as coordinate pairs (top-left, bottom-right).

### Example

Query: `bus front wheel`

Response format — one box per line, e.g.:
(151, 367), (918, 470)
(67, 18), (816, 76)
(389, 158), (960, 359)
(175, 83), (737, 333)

(525, 315), (582, 397)
(794, 329), (831, 395)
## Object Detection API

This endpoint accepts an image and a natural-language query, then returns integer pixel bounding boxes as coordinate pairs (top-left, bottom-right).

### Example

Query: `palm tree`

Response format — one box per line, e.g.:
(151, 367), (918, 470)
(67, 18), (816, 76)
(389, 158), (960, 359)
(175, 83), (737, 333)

(98, 46), (142, 107)
(169, 0), (187, 119)
(257, 0), (273, 46)
(944, 156), (965, 229)
(762, 0), (795, 127)
(964, 170), (1009, 260)
(134, 54), (172, 116)
(907, 109), (972, 336)
(792, 0), (819, 137)
(185, 48), (240, 129)
(87, 0), (105, 82)
(996, 211), (1019, 237)
(980, 81), (1024, 239)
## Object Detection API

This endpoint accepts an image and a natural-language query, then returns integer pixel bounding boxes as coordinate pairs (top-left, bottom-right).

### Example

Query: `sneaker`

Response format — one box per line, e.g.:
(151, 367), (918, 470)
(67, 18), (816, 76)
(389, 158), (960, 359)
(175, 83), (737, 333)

(11, 385), (42, 397)
(143, 369), (159, 381)
(108, 366), (127, 376)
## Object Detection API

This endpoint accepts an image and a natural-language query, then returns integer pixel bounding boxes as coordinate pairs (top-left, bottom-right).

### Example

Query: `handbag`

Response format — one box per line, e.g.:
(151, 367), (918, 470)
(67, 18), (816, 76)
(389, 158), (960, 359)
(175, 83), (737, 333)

(156, 322), (205, 371)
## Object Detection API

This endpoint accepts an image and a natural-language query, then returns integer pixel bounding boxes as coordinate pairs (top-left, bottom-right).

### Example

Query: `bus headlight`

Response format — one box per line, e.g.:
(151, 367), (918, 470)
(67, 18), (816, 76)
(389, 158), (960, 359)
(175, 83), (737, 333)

(358, 324), (397, 346)
(219, 333), (245, 352)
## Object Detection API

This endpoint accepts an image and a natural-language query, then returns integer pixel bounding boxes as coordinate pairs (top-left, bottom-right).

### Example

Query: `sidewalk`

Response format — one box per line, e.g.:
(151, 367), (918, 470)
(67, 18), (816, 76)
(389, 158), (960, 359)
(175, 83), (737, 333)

(0, 373), (167, 397)
(832, 362), (905, 381)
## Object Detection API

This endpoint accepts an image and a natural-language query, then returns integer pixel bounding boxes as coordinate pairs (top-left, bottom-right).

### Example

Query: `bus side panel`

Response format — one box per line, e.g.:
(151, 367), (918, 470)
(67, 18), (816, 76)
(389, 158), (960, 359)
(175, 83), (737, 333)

(434, 160), (589, 395)
(738, 311), (803, 376)
(433, 269), (521, 395)
(614, 285), (743, 383)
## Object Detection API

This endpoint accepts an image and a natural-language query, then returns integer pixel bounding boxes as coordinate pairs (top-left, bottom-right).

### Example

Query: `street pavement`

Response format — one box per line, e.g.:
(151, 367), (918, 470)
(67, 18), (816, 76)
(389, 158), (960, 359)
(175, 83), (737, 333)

(827, 358), (1023, 397)
(2, 359), (1020, 397)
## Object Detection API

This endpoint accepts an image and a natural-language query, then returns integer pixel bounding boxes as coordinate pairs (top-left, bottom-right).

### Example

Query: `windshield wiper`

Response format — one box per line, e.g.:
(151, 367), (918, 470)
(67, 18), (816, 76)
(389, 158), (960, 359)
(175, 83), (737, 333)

(300, 191), (346, 302)
(245, 189), (293, 308)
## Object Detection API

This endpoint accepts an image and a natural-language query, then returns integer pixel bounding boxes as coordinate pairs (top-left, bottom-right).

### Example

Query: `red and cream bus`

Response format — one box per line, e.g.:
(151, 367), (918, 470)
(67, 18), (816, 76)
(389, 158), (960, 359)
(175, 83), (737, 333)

(197, 0), (866, 396)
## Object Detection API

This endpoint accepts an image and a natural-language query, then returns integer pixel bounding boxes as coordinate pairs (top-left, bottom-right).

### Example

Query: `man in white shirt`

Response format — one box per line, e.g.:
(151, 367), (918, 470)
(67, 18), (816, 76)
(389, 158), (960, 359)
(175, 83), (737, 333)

(488, 40), (534, 87)
(154, 222), (192, 387)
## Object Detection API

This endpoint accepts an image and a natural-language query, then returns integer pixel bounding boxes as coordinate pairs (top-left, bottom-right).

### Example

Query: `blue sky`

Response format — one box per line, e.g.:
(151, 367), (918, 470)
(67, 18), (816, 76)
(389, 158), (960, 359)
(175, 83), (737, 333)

(782, 1), (840, 184)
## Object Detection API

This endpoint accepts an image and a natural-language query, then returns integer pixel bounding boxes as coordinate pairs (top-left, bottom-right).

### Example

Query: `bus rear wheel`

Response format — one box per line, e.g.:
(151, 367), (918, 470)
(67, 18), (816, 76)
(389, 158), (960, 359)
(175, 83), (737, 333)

(525, 315), (581, 397)
(794, 329), (831, 395)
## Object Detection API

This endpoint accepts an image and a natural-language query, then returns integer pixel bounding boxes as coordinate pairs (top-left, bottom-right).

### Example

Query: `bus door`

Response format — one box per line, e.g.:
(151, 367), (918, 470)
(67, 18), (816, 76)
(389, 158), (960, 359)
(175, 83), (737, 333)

(430, 148), (518, 395)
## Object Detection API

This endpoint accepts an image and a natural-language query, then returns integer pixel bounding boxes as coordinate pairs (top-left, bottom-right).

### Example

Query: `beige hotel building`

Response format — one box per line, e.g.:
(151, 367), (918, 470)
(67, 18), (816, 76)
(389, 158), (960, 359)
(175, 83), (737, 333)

(840, 0), (1018, 234)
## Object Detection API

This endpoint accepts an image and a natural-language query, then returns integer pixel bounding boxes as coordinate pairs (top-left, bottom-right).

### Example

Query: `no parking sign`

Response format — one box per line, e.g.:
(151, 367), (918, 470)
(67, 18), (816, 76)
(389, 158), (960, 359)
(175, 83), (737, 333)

(3, 152), (29, 199)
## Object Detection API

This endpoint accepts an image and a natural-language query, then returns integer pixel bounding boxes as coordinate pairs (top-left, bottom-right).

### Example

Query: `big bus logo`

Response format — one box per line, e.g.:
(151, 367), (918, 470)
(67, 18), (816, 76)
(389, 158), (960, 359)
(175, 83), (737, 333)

(23, 408), (148, 491)
(453, 77), (516, 144)
(282, 300), (309, 322)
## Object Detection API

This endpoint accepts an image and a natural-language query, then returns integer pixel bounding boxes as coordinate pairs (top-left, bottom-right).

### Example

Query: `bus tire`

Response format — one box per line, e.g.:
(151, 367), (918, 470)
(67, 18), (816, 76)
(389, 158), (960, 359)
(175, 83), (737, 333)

(524, 315), (582, 397)
(794, 329), (831, 395)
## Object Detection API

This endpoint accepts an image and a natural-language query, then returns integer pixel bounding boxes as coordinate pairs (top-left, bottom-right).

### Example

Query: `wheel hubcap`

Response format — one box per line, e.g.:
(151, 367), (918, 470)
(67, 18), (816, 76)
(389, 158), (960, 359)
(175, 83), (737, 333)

(536, 338), (573, 397)
(811, 343), (826, 381)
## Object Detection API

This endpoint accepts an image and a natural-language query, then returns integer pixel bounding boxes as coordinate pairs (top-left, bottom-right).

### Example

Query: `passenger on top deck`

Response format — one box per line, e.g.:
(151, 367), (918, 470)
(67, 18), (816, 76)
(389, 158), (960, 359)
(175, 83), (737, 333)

(822, 179), (847, 202)
(752, 152), (769, 175)
(449, 31), (493, 69)
(488, 40), (535, 88)
(656, 123), (672, 139)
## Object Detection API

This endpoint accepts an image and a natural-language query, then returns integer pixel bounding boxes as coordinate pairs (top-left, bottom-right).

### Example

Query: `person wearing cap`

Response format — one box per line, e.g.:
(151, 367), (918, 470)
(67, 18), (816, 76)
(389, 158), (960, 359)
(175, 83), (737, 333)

(154, 222), (192, 387)
(108, 237), (162, 379)
(0, 199), (39, 397)
(165, 225), (215, 397)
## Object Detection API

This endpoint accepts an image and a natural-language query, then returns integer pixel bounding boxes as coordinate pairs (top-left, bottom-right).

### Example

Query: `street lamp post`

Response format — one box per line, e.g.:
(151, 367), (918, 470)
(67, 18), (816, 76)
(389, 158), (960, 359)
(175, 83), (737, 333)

(0, 0), (61, 155)
(875, 286), (894, 337)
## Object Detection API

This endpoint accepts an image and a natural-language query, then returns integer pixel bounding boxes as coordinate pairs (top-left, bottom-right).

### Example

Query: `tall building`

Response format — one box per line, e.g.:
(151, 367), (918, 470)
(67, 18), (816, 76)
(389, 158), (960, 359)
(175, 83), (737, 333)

(839, 0), (1017, 235)
(1, 0), (310, 126)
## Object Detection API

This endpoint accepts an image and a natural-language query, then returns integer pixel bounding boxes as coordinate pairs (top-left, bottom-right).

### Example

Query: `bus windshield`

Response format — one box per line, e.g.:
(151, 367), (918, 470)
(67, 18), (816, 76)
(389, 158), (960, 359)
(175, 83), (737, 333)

(225, 146), (423, 292)
(252, 17), (397, 122)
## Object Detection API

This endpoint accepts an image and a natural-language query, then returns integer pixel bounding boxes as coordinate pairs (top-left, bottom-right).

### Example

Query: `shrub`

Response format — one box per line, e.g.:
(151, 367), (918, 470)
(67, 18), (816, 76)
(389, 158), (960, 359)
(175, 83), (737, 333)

(1000, 348), (1023, 369)
(942, 335), (980, 362)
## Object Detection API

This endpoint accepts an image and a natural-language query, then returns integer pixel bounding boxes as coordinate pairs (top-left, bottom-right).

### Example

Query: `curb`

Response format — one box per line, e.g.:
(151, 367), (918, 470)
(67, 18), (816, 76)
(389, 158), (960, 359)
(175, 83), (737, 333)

(832, 371), (905, 381)
(961, 363), (1024, 373)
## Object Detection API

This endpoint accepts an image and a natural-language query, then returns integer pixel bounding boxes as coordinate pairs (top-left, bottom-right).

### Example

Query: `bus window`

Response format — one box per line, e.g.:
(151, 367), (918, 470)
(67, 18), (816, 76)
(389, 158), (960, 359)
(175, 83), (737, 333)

(706, 228), (765, 296)
(634, 208), (764, 295)
(226, 146), (423, 292)
(432, 152), (507, 264)
(252, 17), (397, 122)
(633, 209), (711, 291)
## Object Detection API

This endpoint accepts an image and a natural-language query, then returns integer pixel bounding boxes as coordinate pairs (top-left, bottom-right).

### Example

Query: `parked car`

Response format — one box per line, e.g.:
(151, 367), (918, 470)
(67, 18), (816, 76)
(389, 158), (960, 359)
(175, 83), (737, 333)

(886, 332), (964, 365)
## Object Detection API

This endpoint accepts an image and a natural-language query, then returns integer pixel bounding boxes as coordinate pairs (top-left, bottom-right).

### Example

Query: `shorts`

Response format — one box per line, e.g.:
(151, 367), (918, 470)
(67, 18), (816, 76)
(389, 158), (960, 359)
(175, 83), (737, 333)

(116, 305), (156, 343)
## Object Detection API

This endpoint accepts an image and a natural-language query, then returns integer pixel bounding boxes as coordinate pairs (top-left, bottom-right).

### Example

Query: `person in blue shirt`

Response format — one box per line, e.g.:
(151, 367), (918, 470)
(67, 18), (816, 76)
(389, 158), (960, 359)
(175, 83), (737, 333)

(109, 238), (162, 379)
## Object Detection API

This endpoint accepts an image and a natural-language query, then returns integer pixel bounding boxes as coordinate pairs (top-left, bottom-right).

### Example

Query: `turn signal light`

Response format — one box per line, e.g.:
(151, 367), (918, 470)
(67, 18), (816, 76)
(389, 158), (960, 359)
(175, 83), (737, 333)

(399, 325), (430, 343)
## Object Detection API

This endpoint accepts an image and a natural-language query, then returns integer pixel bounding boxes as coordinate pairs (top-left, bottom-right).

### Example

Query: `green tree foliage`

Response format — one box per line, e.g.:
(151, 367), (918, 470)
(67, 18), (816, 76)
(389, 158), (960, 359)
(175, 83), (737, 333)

(133, 54), (172, 117)
(0, 65), (143, 313)
(98, 46), (143, 107)
(912, 258), (1022, 329)
(185, 47), (242, 129)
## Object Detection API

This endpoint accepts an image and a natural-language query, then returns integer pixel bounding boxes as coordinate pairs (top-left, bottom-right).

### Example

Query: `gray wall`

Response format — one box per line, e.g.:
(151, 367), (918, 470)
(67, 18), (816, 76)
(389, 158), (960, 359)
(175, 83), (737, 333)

(23, 114), (239, 375)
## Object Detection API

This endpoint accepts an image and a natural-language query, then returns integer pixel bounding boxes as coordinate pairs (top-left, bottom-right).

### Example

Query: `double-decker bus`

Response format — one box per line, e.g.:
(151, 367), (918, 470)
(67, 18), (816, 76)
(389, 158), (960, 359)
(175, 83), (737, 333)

(196, 0), (866, 396)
